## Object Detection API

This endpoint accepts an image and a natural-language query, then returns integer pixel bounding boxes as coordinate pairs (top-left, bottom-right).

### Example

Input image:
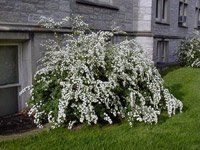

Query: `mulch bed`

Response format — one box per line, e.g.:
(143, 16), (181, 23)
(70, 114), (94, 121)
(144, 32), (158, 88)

(0, 110), (37, 135)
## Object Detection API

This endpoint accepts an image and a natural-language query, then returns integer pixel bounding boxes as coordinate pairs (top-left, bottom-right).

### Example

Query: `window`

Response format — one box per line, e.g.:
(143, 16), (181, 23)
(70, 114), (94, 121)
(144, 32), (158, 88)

(178, 0), (188, 27)
(156, 0), (169, 23)
(0, 44), (21, 116)
(156, 41), (169, 63)
(195, 0), (200, 29)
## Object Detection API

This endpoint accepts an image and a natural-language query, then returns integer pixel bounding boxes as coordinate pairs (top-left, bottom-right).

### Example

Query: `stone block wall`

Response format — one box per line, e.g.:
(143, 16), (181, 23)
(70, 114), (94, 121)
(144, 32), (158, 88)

(0, 0), (70, 24)
(72, 0), (134, 31)
(133, 0), (152, 32)
(152, 0), (196, 37)
(152, 0), (197, 62)
(0, 0), (157, 71)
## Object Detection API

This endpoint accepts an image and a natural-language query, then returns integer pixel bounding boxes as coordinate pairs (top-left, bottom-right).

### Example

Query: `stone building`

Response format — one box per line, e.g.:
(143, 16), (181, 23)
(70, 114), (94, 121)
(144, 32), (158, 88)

(0, 0), (198, 116)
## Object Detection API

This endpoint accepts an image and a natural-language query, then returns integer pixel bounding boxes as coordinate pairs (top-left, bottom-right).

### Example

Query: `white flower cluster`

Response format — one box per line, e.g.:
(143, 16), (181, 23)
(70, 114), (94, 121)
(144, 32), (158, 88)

(28, 101), (44, 128)
(19, 85), (33, 96)
(177, 31), (200, 68)
(38, 16), (69, 29)
(23, 16), (183, 129)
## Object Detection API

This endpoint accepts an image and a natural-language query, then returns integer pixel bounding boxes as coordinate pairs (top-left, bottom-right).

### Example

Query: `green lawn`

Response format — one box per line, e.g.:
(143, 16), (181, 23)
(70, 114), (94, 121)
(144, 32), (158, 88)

(0, 67), (200, 150)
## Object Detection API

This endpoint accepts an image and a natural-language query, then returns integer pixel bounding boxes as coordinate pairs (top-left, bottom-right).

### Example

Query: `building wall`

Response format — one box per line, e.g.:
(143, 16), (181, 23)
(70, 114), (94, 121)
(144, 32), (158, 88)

(152, 0), (196, 37)
(71, 0), (134, 31)
(152, 0), (197, 62)
(133, 0), (153, 60)
(0, 0), (176, 114)
(0, 0), (155, 65)
(0, 0), (70, 113)
(72, 0), (154, 60)
(0, 0), (70, 24)
(133, 0), (152, 32)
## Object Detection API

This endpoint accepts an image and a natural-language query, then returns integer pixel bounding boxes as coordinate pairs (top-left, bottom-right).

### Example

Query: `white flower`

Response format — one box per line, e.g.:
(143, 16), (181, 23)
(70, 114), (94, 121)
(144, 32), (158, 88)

(23, 15), (183, 129)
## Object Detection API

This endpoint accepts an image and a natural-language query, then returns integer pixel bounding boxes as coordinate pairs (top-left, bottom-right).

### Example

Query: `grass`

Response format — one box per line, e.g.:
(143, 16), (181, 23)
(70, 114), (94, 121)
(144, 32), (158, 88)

(0, 67), (200, 150)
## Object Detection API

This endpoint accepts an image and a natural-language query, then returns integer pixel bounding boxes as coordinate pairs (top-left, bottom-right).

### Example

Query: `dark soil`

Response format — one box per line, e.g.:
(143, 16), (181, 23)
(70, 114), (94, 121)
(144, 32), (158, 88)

(0, 110), (36, 135)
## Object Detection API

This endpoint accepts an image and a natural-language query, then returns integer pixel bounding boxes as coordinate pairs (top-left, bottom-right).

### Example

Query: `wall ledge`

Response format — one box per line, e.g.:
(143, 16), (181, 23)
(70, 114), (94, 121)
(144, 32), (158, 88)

(76, 0), (119, 10)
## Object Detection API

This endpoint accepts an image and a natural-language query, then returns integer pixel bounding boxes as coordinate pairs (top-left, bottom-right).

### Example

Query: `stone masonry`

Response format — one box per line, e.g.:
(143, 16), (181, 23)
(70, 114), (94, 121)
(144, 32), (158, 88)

(152, 0), (197, 62)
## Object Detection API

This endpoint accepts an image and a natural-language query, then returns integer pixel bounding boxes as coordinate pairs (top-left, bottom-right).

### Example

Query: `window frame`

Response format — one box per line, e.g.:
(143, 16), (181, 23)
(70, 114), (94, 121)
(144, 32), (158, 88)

(178, 0), (188, 27)
(195, 0), (200, 29)
(155, 0), (170, 24)
(156, 40), (169, 63)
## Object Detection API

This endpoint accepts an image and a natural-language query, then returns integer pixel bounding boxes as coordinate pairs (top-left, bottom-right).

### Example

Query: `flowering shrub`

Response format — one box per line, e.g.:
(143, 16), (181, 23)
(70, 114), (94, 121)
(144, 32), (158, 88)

(177, 32), (200, 68)
(21, 16), (183, 129)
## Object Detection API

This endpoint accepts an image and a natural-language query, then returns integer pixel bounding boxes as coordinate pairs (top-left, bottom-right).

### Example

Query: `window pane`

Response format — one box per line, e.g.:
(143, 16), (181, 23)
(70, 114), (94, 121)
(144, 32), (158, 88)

(162, 0), (167, 19)
(0, 87), (18, 116)
(156, 0), (159, 18)
(198, 10), (200, 21)
(157, 41), (168, 62)
(0, 46), (19, 85)
(179, 3), (184, 16)
(184, 4), (187, 16)
(157, 42), (160, 61)
(161, 42), (165, 62)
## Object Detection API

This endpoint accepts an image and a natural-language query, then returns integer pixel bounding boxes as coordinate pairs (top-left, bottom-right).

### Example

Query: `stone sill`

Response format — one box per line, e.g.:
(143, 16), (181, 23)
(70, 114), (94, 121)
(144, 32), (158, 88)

(76, 0), (119, 10)
(178, 23), (188, 28)
(194, 27), (200, 30)
(0, 23), (154, 37)
(154, 35), (185, 39)
(155, 21), (170, 26)
(178, 25), (188, 28)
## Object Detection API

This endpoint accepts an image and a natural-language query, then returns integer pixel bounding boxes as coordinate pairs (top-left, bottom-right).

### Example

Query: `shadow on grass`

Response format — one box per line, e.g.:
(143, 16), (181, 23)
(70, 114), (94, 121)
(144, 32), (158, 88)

(166, 83), (185, 100)
(160, 66), (181, 77)
(157, 83), (188, 124)
(166, 83), (188, 111)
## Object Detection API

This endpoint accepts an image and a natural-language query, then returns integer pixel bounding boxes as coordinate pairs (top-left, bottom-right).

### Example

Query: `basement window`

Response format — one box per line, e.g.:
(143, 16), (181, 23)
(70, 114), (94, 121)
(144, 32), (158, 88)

(156, 40), (169, 63)
(0, 44), (21, 116)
